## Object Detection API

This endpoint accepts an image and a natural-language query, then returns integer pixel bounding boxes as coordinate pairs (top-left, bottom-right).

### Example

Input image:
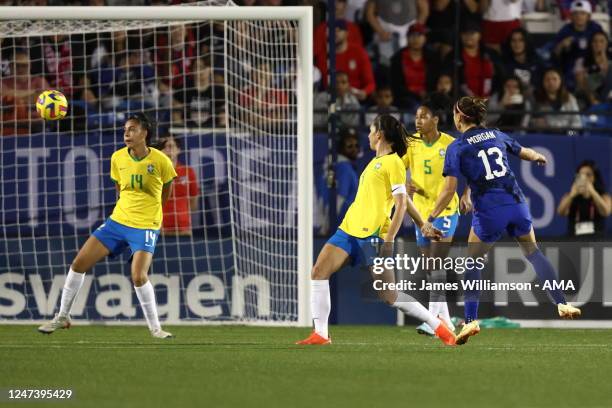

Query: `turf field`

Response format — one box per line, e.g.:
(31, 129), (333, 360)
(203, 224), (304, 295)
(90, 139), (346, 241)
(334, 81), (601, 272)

(1, 325), (611, 408)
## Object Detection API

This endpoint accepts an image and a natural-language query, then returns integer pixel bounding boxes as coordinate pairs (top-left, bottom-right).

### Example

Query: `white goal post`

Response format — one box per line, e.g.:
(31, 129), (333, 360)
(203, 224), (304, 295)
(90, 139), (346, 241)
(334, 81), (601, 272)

(0, 5), (312, 326)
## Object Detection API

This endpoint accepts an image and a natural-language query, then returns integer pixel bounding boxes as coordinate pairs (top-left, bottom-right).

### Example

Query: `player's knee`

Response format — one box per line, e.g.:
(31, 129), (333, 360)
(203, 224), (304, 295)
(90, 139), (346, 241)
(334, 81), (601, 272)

(378, 292), (395, 306)
(70, 259), (87, 274)
(374, 289), (395, 305)
(311, 264), (329, 280)
(131, 273), (148, 287)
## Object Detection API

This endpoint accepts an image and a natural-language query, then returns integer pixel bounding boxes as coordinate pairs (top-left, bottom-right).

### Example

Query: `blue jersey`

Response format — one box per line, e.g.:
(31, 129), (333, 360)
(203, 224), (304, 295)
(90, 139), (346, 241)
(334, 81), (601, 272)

(443, 127), (525, 211)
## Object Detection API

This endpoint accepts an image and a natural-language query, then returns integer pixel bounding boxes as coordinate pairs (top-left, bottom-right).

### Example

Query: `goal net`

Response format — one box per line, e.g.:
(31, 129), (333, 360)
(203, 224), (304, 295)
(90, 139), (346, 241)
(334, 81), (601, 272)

(0, 3), (313, 325)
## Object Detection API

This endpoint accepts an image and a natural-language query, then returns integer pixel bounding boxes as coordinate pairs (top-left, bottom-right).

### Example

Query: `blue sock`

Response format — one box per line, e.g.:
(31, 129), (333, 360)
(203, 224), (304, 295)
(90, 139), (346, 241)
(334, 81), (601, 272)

(526, 249), (566, 305)
(463, 264), (481, 323)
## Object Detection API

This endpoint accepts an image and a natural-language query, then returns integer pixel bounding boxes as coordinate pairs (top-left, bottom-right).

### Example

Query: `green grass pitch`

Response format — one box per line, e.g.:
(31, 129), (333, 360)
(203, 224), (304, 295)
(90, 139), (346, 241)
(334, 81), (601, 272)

(1, 325), (612, 408)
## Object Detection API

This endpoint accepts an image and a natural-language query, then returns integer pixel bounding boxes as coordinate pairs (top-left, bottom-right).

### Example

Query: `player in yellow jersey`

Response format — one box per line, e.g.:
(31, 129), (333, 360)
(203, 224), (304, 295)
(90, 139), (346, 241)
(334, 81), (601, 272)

(402, 99), (472, 337)
(38, 113), (177, 338)
(297, 114), (456, 346)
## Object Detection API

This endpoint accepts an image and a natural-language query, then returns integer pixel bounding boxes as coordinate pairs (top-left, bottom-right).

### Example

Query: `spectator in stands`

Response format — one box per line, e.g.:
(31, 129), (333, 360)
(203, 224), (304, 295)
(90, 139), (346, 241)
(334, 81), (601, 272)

(444, 22), (496, 97)
(314, 71), (361, 128)
(365, 86), (401, 124)
(390, 23), (439, 109)
(89, 30), (129, 101)
(553, 1), (603, 77)
(435, 72), (455, 97)
(557, 160), (610, 238)
(487, 75), (532, 129)
(313, 0), (364, 58)
(183, 57), (225, 128)
(40, 34), (95, 102)
(574, 31), (612, 107)
(501, 28), (545, 97)
(315, 20), (375, 101)
(1, 38), (12, 78)
(332, 128), (360, 222)
(156, 24), (196, 101)
(315, 127), (360, 234)
(365, 0), (429, 66)
(480, 0), (523, 53)
(157, 135), (200, 237)
(1, 50), (49, 136)
(426, 0), (483, 59)
(240, 61), (288, 124)
(114, 49), (158, 106)
(555, 0), (599, 19)
(532, 67), (582, 130)
(344, 0), (369, 23)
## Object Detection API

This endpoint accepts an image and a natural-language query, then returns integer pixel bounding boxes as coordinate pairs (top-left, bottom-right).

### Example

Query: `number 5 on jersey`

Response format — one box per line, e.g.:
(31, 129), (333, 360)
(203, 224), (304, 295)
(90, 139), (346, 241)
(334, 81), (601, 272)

(477, 147), (507, 180)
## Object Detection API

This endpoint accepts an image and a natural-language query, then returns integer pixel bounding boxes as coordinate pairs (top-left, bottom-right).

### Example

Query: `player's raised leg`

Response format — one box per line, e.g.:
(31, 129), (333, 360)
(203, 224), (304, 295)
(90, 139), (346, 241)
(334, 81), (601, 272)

(416, 235), (456, 336)
(455, 228), (493, 345)
(296, 243), (349, 345)
(372, 263), (456, 346)
(516, 228), (581, 319)
(38, 236), (110, 334)
(131, 250), (172, 338)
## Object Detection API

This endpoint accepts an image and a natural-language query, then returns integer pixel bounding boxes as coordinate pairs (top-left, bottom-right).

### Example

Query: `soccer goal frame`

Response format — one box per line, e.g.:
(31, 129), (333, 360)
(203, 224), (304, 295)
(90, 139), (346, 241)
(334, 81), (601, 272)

(0, 5), (313, 327)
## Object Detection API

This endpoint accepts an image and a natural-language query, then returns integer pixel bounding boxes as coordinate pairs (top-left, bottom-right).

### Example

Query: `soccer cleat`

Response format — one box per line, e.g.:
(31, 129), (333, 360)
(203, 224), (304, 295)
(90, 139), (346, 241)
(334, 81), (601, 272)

(434, 320), (456, 346)
(38, 314), (71, 334)
(416, 323), (435, 336)
(456, 320), (480, 345)
(151, 329), (174, 339)
(558, 303), (581, 319)
(295, 331), (332, 345)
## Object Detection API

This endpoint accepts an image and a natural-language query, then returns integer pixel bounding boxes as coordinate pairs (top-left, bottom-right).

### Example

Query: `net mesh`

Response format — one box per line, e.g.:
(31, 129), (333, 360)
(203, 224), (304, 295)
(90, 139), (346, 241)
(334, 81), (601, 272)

(0, 2), (303, 324)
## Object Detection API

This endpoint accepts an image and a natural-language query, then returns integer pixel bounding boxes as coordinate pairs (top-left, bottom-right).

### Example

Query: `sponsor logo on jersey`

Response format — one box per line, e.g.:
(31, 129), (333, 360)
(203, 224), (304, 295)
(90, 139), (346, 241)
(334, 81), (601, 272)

(439, 148), (446, 157)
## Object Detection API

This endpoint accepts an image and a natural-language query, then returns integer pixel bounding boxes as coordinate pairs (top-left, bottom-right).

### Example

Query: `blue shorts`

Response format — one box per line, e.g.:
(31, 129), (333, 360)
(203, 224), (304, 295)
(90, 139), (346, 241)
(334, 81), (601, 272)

(327, 228), (382, 267)
(93, 217), (160, 258)
(415, 212), (459, 247)
(472, 202), (532, 243)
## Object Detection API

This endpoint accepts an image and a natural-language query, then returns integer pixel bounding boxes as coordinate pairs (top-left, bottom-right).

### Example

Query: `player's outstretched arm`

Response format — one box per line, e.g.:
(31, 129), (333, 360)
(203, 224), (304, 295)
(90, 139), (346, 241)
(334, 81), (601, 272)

(429, 176), (458, 220)
(405, 195), (424, 229)
(519, 147), (547, 166)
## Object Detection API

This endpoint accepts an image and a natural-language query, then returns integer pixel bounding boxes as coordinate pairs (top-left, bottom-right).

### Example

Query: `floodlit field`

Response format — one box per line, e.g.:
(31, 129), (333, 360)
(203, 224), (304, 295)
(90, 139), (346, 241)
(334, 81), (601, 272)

(1, 325), (612, 408)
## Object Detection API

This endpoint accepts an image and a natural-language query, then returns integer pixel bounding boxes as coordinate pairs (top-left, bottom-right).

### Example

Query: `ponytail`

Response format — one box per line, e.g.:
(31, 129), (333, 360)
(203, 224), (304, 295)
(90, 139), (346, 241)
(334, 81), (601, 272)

(372, 114), (416, 157)
(455, 96), (488, 126)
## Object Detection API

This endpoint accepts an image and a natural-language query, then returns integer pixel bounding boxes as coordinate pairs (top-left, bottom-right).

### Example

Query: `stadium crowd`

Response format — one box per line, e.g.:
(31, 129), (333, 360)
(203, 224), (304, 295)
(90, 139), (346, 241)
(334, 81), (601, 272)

(1, 0), (612, 135)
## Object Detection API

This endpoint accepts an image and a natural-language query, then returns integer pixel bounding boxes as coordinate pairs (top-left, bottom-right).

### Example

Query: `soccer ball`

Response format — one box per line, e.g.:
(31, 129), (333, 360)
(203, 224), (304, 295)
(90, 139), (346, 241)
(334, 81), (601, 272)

(36, 90), (68, 120)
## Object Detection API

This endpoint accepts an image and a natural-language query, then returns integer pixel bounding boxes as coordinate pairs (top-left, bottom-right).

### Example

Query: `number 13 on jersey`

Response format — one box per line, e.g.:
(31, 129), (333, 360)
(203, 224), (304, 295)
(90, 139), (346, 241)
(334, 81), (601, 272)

(477, 147), (507, 180)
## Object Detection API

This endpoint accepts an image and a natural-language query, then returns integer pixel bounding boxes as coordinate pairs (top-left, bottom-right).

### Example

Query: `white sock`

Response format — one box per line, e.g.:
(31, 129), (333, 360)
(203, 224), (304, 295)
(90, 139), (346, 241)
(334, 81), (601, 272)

(58, 268), (85, 318)
(439, 302), (454, 331)
(134, 281), (161, 332)
(311, 280), (330, 339)
(429, 301), (442, 319)
(393, 292), (440, 331)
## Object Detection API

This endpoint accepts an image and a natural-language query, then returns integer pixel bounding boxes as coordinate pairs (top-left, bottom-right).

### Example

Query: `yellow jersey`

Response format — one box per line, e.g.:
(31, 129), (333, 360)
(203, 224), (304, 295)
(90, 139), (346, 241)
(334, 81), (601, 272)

(109, 147), (177, 230)
(339, 153), (406, 238)
(402, 132), (459, 219)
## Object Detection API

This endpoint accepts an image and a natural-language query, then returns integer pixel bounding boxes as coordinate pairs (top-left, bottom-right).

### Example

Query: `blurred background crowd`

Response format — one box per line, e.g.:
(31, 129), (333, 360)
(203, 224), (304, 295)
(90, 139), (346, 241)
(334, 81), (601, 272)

(1, 0), (612, 136)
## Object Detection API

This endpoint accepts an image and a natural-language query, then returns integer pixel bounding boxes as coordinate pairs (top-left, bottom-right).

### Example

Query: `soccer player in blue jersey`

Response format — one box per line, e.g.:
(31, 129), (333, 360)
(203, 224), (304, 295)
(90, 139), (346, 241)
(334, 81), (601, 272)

(422, 96), (581, 345)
